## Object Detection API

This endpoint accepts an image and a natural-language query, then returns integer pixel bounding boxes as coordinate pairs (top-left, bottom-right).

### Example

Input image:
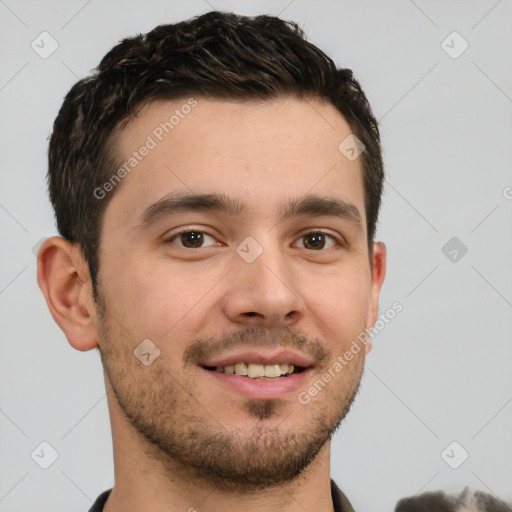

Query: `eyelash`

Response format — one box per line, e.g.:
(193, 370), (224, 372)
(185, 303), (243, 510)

(164, 229), (343, 251)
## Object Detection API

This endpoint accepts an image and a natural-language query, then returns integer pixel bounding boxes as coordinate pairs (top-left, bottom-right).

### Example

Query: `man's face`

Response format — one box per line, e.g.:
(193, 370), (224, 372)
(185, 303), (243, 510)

(94, 97), (384, 491)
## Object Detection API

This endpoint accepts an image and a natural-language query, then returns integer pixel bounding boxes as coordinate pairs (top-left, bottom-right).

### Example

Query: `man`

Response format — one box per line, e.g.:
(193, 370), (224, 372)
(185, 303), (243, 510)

(37, 11), (386, 512)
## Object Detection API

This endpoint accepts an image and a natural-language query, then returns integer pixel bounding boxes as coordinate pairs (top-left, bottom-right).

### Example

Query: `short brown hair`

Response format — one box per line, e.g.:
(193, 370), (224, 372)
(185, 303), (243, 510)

(47, 11), (384, 299)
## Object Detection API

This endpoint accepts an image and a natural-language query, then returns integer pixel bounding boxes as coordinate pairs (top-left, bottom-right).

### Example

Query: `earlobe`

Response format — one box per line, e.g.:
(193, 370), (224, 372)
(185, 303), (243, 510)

(37, 236), (99, 351)
(365, 241), (387, 354)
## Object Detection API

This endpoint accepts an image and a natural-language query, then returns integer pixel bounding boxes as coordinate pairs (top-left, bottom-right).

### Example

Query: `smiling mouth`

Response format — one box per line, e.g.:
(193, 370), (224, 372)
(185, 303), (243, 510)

(201, 363), (308, 379)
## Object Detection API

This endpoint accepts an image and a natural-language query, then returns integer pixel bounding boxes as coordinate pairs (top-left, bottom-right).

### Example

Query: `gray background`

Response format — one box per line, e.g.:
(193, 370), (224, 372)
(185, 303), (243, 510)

(1, 0), (511, 511)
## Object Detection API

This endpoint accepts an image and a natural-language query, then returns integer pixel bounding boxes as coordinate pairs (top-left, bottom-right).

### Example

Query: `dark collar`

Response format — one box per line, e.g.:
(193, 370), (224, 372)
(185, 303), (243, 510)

(89, 480), (355, 512)
(88, 488), (111, 512)
(331, 478), (356, 512)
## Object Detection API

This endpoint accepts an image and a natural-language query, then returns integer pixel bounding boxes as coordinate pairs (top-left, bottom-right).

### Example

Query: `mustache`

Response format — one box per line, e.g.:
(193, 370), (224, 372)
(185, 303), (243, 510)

(182, 324), (332, 367)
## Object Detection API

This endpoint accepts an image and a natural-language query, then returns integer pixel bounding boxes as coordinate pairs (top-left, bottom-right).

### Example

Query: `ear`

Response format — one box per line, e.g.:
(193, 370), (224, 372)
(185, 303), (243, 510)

(364, 241), (387, 355)
(37, 236), (99, 351)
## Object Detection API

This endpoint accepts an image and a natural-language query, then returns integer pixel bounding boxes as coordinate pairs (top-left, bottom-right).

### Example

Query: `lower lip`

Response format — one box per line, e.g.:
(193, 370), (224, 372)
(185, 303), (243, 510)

(201, 367), (311, 400)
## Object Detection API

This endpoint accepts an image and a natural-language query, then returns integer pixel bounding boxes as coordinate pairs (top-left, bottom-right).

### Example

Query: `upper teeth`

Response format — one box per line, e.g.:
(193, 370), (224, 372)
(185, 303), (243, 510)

(215, 363), (295, 378)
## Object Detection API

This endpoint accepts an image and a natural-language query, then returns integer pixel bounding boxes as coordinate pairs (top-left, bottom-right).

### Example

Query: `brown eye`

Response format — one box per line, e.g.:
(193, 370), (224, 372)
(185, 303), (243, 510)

(299, 231), (338, 250)
(167, 230), (217, 249)
(180, 231), (204, 248)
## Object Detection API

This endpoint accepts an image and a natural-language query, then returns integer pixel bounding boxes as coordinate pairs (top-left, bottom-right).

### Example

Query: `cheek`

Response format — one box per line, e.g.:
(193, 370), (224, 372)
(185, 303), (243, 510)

(308, 267), (371, 335)
(105, 255), (218, 340)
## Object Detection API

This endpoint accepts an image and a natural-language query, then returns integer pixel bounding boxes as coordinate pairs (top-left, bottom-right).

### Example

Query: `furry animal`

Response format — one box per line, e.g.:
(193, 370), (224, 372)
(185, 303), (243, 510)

(395, 488), (512, 512)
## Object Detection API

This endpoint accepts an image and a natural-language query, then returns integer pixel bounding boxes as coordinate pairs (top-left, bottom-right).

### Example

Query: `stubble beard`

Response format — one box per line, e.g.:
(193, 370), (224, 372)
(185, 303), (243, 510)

(95, 291), (365, 493)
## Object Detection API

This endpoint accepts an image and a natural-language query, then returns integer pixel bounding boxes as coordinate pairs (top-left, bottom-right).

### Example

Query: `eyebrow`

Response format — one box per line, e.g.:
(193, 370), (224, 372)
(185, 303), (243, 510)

(136, 192), (362, 229)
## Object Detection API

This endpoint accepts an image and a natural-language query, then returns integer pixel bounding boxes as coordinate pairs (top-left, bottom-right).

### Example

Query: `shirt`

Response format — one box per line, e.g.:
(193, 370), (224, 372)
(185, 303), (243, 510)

(88, 479), (355, 511)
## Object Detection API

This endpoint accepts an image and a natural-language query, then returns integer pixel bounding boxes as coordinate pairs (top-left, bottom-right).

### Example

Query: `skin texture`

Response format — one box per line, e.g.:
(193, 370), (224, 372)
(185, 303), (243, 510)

(37, 97), (386, 512)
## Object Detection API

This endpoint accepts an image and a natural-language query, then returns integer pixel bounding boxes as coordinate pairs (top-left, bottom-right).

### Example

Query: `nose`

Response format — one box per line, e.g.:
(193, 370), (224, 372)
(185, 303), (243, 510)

(222, 239), (305, 328)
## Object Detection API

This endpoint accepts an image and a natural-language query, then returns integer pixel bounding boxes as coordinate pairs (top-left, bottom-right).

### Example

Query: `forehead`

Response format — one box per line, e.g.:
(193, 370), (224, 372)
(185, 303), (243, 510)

(104, 97), (366, 232)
